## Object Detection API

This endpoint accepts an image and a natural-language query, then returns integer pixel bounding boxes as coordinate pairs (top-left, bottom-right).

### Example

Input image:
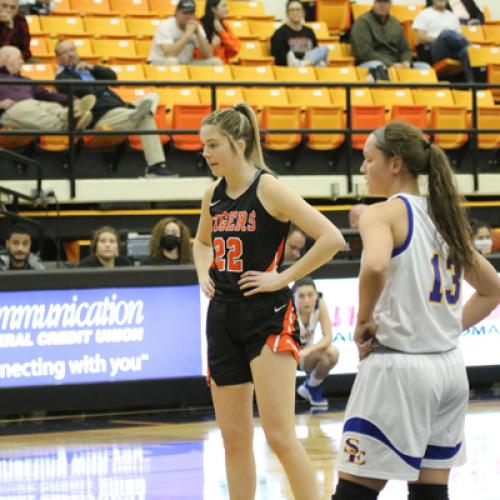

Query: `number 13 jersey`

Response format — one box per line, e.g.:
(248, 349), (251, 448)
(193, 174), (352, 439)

(374, 194), (463, 353)
(209, 172), (290, 301)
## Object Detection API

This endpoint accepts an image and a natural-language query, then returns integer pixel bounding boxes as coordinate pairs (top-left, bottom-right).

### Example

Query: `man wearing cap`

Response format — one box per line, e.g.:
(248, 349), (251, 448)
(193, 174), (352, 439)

(149, 0), (222, 65)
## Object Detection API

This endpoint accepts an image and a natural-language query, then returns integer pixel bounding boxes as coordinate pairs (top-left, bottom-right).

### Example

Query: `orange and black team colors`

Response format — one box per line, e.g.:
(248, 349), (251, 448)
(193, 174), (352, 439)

(207, 172), (301, 386)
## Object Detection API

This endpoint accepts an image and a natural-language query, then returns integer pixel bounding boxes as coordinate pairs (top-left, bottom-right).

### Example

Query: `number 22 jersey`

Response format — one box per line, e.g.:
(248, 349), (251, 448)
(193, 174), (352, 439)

(209, 172), (290, 301)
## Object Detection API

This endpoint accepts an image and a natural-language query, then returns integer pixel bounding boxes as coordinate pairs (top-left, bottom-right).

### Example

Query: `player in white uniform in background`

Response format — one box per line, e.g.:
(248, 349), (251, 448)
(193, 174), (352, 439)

(332, 121), (500, 500)
(293, 277), (339, 406)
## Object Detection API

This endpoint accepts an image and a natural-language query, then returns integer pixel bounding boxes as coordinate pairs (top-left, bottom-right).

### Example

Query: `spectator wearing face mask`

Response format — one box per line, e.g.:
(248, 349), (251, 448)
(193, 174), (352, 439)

(472, 221), (493, 256)
(142, 217), (193, 265)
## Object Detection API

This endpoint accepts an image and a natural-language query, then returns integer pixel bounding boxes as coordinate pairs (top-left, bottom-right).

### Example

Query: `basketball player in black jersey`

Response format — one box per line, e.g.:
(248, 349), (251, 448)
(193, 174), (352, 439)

(193, 103), (345, 500)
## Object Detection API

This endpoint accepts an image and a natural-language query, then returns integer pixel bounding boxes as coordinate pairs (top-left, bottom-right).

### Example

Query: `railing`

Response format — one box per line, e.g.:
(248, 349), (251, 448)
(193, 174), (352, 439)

(1, 78), (499, 197)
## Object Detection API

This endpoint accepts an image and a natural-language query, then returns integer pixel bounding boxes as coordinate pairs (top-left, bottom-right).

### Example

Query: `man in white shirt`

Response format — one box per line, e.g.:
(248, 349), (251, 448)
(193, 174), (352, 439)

(148, 0), (222, 65)
(413, 0), (473, 82)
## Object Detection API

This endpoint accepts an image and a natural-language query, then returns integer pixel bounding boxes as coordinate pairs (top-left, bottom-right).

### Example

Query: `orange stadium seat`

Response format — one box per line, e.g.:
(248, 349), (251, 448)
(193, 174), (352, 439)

(0, 127), (35, 149)
(350, 105), (385, 150)
(462, 25), (491, 45)
(248, 20), (282, 40)
(305, 106), (344, 151)
(235, 40), (273, 63)
(391, 105), (428, 130)
(431, 106), (468, 150)
(125, 18), (162, 39)
(199, 87), (245, 107)
(316, 0), (351, 33)
(227, 1), (272, 20)
(112, 86), (153, 102)
(147, 0), (179, 17)
(351, 4), (370, 21)
(304, 21), (332, 41)
(243, 87), (289, 110)
(26, 15), (46, 36)
(231, 64), (275, 82)
(156, 87), (200, 109)
(91, 39), (145, 63)
(390, 4), (423, 23)
(316, 65), (358, 82)
(187, 65), (233, 82)
(224, 19), (252, 39)
(261, 106), (302, 151)
(371, 88), (414, 113)
(135, 39), (153, 59)
(487, 64), (500, 103)
(393, 67), (438, 83)
(70, 0), (114, 16)
(40, 16), (87, 37)
(319, 41), (354, 65)
(273, 66), (317, 82)
(287, 87), (332, 109)
(30, 37), (53, 61)
(51, 0), (76, 14)
(21, 63), (55, 80)
(468, 46), (500, 67)
(109, 0), (155, 16)
(171, 104), (211, 151)
(330, 87), (373, 109)
(84, 17), (131, 38)
(412, 89), (455, 110)
(477, 106), (500, 150)
(483, 25), (500, 44)
(109, 64), (146, 81)
(144, 64), (189, 81)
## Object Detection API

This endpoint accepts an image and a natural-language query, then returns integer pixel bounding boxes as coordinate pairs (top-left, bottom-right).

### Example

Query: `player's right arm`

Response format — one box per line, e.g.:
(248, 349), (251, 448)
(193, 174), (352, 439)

(194, 182), (218, 299)
(462, 252), (500, 330)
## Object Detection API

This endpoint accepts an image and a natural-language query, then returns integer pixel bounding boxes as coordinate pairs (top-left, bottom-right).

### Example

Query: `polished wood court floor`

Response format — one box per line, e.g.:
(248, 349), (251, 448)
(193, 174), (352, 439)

(0, 395), (498, 499)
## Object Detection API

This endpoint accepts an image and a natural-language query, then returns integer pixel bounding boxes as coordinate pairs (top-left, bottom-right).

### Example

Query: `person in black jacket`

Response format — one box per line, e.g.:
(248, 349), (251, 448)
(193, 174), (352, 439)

(425, 0), (484, 24)
(270, 0), (328, 67)
(79, 226), (133, 268)
(54, 39), (176, 177)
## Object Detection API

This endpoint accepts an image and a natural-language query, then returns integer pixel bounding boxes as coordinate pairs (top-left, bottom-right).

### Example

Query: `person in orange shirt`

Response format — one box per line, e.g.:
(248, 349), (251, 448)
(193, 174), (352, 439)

(200, 0), (240, 63)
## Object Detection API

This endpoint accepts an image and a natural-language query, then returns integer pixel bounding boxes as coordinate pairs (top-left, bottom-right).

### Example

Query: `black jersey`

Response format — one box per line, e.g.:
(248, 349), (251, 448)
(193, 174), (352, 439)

(209, 172), (290, 301)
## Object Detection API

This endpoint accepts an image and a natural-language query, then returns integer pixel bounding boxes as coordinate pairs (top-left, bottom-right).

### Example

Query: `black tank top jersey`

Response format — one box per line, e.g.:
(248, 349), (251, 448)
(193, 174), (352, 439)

(209, 172), (290, 301)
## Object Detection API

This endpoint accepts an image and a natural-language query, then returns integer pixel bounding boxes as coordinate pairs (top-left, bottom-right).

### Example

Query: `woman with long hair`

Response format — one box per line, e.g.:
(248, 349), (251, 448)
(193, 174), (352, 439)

(193, 102), (345, 499)
(200, 0), (240, 63)
(143, 217), (193, 265)
(332, 121), (500, 500)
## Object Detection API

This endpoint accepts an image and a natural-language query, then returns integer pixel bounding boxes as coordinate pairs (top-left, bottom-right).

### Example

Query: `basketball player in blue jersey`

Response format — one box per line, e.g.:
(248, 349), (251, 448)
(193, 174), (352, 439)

(293, 276), (339, 406)
(193, 102), (345, 500)
(332, 121), (500, 500)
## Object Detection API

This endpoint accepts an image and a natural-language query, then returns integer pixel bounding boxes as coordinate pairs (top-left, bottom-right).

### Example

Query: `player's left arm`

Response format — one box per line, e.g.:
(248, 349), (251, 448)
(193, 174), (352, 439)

(238, 176), (345, 296)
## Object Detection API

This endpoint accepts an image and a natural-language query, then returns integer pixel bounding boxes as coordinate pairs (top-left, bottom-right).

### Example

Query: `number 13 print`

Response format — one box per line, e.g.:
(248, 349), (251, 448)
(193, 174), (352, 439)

(429, 254), (461, 305)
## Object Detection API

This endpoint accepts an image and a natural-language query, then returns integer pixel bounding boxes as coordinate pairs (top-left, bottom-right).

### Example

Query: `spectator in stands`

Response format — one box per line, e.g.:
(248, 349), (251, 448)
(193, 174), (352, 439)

(0, 46), (95, 131)
(413, 0), (474, 82)
(348, 203), (367, 230)
(425, 0), (484, 25)
(79, 226), (132, 268)
(0, 226), (44, 270)
(270, 0), (328, 67)
(142, 217), (193, 265)
(0, 0), (30, 60)
(284, 225), (307, 262)
(351, 0), (430, 75)
(148, 0), (222, 66)
(55, 39), (176, 177)
(472, 221), (493, 255)
(200, 0), (240, 64)
(19, 0), (52, 15)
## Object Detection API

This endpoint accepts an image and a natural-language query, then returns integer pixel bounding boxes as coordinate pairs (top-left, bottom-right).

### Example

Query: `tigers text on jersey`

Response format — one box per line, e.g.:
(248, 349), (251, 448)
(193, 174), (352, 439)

(209, 172), (290, 301)
(374, 194), (463, 353)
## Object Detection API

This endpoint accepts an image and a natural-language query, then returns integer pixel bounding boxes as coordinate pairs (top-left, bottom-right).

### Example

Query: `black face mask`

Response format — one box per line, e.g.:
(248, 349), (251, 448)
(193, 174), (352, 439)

(160, 234), (180, 251)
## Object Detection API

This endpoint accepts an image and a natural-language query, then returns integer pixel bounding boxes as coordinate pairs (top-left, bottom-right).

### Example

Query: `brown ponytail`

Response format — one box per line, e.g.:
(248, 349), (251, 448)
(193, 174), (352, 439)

(374, 121), (475, 271)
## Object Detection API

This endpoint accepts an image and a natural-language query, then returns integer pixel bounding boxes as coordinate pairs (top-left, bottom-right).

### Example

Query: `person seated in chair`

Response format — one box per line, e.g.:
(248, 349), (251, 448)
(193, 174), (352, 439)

(0, 46), (95, 131)
(413, 0), (474, 82)
(425, 0), (484, 25)
(55, 39), (177, 177)
(0, 225), (44, 270)
(271, 0), (328, 67)
(351, 0), (430, 77)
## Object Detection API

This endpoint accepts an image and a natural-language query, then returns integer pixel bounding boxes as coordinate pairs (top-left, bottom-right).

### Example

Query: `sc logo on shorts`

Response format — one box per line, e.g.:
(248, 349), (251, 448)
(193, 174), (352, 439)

(344, 437), (366, 465)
